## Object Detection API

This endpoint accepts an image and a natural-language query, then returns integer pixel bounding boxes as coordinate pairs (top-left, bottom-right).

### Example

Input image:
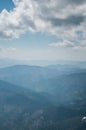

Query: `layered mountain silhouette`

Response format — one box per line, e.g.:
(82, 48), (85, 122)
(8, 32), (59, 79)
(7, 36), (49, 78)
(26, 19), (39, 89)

(0, 65), (86, 130)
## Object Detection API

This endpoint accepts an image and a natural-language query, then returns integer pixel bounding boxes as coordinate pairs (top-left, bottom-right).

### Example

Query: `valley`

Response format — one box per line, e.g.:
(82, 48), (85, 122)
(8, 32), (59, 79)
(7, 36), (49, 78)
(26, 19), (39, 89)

(0, 64), (86, 130)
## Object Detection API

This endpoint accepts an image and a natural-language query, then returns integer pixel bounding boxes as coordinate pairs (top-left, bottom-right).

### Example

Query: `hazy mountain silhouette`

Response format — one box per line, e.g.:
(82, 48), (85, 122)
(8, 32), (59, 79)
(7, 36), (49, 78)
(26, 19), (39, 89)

(0, 65), (86, 130)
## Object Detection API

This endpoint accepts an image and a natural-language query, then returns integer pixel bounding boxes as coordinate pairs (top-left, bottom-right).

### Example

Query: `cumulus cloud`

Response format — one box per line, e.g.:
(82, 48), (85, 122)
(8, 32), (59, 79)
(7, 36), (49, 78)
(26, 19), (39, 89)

(49, 40), (86, 50)
(0, 0), (86, 47)
(49, 40), (74, 48)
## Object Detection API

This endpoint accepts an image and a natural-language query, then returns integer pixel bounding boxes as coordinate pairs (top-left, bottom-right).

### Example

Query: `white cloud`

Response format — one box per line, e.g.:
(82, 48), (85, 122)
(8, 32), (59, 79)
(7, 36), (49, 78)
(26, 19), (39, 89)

(0, 0), (86, 47)
(0, 46), (17, 58)
(49, 40), (74, 48)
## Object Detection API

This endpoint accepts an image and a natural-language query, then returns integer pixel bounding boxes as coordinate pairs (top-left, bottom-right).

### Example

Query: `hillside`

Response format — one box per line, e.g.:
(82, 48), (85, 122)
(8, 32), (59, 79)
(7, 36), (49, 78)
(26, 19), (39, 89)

(0, 80), (51, 130)
(0, 65), (86, 105)
(0, 80), (86, 130)
(0, 65), (86, 130)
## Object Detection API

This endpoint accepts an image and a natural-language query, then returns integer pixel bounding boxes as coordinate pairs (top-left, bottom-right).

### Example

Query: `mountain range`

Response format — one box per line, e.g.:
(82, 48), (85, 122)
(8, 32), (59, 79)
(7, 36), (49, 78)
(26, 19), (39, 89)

(0, 64), (86, 130)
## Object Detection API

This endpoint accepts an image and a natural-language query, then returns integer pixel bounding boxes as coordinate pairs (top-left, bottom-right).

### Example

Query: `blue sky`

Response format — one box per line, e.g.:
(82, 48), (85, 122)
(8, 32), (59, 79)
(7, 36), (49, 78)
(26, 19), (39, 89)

(0, 0), (14, 12)
(0, 0), (86, 61)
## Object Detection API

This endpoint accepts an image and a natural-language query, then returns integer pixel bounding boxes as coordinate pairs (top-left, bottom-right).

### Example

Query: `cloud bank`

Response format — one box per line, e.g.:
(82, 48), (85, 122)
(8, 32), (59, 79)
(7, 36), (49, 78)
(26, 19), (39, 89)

(0, 0), (86, 47)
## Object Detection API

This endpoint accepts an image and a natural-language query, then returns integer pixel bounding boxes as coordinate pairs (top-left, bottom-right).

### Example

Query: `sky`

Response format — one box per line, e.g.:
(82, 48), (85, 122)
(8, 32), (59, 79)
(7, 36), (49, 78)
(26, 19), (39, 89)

(0, 0), (86, 61)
